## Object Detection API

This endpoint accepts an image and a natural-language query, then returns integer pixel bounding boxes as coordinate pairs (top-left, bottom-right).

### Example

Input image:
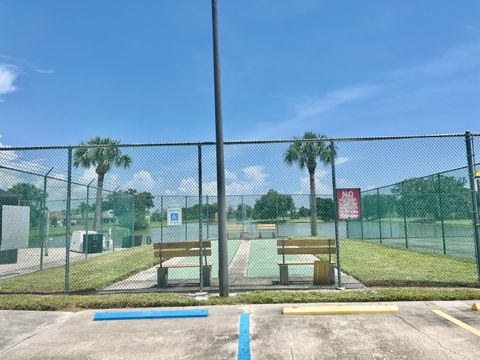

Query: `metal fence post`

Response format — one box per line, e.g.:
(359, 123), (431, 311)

(40, 167), (53, 270)
(86, 179), (94, 255)
(401, 182), (409, 249)
(275, 193), (279, 230)
(185, 195), (188, 240)
(376, 188), (382, 244)
(131, 194), (135, 247)
(65, 147), (73, 293)
(206, 195), (209, 239)
(465, 131), (480, 285)
(330, 141), (342, 288)
(198, 144), (204, 291)
(241, 195), (245, 228)
(212, 0), (229, 296)
(437, 173), (447, 255)
(160, 195), (164, 245)
(360, 217), (364, 240)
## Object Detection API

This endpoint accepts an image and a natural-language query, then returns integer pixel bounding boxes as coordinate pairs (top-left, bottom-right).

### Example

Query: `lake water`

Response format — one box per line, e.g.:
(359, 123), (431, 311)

(47, 221), (345, 247)
(45, 220), (476, 260)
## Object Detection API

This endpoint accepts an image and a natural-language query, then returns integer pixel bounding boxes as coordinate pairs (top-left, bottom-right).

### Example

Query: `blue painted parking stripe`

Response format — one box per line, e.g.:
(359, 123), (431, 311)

(238, 312), (251, 360)
(93, 308), (208, 321)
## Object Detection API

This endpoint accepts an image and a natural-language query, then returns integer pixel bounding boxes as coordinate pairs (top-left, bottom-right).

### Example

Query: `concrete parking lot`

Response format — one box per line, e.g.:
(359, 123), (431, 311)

(1, 301), (479, 359)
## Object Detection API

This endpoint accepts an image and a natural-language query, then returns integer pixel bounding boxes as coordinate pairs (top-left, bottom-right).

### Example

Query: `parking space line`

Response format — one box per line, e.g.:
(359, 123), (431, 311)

(283, 304), (399, 315)
(238, 312), (251, 360)
(93, 309), (208, 321)
(432, 310), (480, 337)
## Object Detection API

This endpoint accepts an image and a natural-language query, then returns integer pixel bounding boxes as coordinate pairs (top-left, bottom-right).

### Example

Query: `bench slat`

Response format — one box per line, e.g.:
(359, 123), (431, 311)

(155, 249), (212, 258)
(277, 239), (335, 247)
(258, 224), (276, 229)
(277, 261), (317, 265)
(227, 224), (243, 230)
(161, 263), (202, 268)
(277, 247), (336, 255)
(153, 240), (211, 250)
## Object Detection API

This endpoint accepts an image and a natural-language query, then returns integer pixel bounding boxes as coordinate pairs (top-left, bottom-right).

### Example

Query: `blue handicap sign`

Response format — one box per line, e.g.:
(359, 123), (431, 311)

(170, 212), (179, 221)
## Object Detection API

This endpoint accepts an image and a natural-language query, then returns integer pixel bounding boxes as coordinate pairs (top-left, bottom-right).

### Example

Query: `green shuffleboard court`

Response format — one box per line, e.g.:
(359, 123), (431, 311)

(158, 240), (242, 280)
(247, 239), (332, 278)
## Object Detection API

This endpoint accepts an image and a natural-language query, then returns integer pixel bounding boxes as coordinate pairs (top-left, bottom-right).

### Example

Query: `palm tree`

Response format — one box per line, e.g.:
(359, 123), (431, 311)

(73, 137), (132, 231)
(284, 132), (336, 236)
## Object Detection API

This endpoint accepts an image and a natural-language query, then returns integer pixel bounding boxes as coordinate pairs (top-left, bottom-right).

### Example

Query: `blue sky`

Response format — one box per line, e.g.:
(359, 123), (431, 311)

(0, 1), (479, 203)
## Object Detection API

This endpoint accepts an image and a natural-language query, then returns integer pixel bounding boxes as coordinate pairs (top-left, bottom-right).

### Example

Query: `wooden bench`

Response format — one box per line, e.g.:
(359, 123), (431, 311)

(154, 240), (212, 288)
(277, 237), (336, 285)
(226, 224), (244, 239)
(258, 224), (277, 238)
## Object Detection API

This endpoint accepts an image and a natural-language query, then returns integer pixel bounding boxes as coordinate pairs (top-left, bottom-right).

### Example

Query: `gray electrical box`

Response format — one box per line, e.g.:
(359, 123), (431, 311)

(0, 203), (30, 264)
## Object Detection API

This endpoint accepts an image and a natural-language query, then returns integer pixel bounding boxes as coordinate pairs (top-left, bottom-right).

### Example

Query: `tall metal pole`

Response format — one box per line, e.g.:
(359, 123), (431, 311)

(65, 147), (73, 293)
(198, 144), (204, 291)
(330, 141), (342, 288)
(40, 167), (53, 270)
(206, 195), (210, 239)
(465, 131), (480, 284)
(160, 195), (164, 246)
(185, 195), (188, 240)
(211, 0), (229, 296)
(401, 182), (409, 249)
(376, 188), (383, 244)
(112, 186), (120, 251)
(85, 178), (95, 257)
(437, 173), (447, 255)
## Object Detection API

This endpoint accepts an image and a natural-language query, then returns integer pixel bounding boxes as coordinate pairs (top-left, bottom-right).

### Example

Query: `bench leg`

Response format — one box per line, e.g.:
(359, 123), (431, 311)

(313, 261), (335, 285)
(279, 264), (289, 285)
(157, 267), (169, 288)
(202, 265), (212, 287)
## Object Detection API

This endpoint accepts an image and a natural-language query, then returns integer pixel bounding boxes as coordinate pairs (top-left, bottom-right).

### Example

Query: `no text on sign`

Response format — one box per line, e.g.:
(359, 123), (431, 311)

(336, 188), (362, 220)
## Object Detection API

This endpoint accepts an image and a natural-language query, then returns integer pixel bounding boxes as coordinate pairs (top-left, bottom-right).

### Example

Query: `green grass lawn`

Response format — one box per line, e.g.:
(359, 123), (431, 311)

(0, 288), (479, 311)
(0, 245), (156, 293)
(341, 239), (478, 286)
(170, 240), (242, 280)
(1, 236), (478, 294)
(247, 240), (330, 277)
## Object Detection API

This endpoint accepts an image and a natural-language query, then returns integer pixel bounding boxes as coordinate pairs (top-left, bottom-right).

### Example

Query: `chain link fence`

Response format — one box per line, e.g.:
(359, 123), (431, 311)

(0, 132), (479, 294)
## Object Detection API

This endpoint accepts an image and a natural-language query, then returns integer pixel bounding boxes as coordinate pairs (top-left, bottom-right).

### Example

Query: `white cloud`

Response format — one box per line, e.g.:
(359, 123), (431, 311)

(226, 166), (267, 194)
(124, 170), (156, 191)
(78, 167), (97, 184)
(0, 137), (51, 174)
(0, 55), (53, 74)
(0, 64), (21, 101)
(292, 86), (380, 119)
(389, 41), (480, 79)
(299, 170), (331, 195)
(166, 165), (268, 196)
(247, 85), (380, 139)
(335, 157), (349, 165)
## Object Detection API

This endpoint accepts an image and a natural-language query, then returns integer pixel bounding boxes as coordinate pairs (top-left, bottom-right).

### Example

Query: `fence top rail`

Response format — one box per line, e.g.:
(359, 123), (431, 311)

(362, 162), (479, 194)
(0, 164), (128, 195)
(0, 132), (478, 151)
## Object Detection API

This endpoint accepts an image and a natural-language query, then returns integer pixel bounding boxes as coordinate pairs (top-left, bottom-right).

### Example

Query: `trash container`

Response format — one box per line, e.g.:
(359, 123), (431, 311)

(83, 234), (103, 253)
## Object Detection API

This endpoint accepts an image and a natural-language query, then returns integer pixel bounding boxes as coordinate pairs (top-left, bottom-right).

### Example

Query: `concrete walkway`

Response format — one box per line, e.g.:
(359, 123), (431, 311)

(228, 240), (251, 285)
(2, 301), (480, 359)
(0, 311), (73, 354)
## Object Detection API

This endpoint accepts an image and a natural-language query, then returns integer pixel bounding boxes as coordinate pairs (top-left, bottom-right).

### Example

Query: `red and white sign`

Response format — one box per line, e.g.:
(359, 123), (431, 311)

(336, 188), (362, 220)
